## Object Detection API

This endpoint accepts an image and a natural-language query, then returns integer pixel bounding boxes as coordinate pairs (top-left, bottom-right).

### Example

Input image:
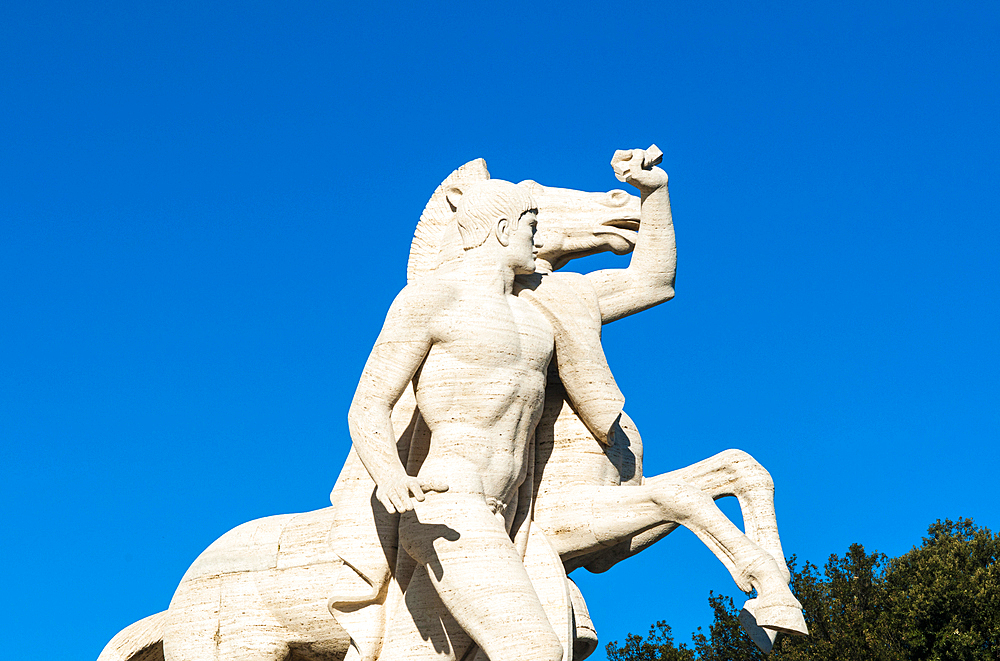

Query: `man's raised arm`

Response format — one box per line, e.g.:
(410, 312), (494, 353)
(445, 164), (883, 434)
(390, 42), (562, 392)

(347, 283), (448, 513)
(587, 147), (676, 324)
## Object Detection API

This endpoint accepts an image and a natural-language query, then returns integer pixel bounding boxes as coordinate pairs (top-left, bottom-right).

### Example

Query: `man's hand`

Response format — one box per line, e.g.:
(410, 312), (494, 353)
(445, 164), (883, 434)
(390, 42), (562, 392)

(376, 476), (449, 513)
(611, 145), (668, 194)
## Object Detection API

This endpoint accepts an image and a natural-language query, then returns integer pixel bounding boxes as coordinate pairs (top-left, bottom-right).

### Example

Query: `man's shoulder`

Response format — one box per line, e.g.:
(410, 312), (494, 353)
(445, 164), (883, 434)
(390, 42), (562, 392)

(392, 274), (459, 313)
(375, 277), (458, 344)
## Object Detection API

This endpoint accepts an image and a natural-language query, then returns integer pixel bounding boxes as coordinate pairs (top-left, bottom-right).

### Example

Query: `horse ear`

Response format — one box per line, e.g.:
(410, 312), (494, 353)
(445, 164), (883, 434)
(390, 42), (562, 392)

(445, 186), (464, 212)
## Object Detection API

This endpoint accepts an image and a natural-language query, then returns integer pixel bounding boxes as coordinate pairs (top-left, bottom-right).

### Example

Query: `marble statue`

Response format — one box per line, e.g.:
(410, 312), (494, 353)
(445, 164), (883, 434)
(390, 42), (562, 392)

(99, 148), (807, 661)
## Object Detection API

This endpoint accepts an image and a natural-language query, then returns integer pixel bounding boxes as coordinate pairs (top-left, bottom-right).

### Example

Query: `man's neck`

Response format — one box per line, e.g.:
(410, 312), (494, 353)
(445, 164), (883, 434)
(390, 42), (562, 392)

(458, 246), (516, 295)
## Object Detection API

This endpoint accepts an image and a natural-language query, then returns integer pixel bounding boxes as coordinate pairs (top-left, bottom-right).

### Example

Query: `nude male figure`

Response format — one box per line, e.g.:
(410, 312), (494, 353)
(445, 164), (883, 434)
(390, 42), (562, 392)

(347, 179), (563, 661)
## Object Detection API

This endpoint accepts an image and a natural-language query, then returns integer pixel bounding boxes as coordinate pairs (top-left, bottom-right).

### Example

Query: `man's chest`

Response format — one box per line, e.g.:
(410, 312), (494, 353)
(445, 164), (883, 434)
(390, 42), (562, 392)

(431, 295), (554, 369)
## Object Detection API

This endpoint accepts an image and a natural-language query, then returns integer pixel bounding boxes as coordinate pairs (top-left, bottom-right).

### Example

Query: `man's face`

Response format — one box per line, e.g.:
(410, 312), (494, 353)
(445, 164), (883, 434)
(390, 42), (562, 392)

(507, 210), (539, 275)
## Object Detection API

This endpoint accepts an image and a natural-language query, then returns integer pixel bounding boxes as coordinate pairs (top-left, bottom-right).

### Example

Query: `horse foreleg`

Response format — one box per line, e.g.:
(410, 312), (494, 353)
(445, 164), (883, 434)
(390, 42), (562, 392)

(535, 481), (806, 635)
(538, 482), (779, 589)
(655, 449), (789, 582)
(549, 450), (789, 582)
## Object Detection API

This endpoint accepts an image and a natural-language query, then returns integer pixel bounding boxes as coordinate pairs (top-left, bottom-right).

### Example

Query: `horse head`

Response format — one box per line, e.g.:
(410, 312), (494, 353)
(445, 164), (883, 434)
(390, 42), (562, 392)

(519, 179), (641, 272)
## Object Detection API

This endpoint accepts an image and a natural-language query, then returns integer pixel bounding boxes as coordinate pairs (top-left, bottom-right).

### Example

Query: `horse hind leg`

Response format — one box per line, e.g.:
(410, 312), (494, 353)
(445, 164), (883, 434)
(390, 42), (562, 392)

(164, 614), (290, 661)
(165, 634), (289, 661)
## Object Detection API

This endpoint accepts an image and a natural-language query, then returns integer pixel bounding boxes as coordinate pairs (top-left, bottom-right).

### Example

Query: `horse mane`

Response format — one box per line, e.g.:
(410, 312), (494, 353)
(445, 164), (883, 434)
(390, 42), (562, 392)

(406, 158), (490, 283)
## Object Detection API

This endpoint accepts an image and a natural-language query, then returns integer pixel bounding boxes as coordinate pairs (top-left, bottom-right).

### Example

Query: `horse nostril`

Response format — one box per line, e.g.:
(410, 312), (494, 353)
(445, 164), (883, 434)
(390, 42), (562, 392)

(607, 190), (629, 207)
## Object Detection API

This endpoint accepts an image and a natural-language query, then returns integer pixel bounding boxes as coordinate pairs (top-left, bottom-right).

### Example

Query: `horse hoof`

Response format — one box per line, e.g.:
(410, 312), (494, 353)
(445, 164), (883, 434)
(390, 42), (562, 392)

(746, 596), (808, 636)
(738, 600), (778, 654)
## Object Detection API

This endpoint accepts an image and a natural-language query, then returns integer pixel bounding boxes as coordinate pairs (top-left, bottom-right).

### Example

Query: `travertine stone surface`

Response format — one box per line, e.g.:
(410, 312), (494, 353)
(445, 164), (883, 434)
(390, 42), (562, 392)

(100, 148), (806, 661)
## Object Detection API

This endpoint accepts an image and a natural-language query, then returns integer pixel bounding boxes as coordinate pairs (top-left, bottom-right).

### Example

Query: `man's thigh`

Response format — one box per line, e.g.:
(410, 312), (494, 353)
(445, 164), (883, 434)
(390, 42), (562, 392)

(396, 493), (561, 661)
(378, 564), (472, 661)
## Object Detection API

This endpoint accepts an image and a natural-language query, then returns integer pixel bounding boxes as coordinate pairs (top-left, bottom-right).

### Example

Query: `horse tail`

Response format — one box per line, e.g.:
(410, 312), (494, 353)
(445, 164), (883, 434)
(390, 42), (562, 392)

(97, 611), (165, 661)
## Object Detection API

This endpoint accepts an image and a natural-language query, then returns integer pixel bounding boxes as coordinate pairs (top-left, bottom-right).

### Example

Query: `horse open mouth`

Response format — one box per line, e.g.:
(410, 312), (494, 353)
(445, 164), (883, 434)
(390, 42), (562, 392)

(595, 218), (640, 252)
(601, 218), (640, 232)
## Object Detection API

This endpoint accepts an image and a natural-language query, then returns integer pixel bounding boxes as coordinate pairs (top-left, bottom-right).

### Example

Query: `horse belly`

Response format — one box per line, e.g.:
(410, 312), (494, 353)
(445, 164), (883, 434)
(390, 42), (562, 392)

(534, 387), (621, 498)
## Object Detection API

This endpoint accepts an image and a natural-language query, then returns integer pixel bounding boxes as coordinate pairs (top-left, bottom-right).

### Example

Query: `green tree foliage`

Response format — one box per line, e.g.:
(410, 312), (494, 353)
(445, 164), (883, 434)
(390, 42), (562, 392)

(885, 519), (1000, 660)
(606, 621), (695, 661)
(604, 519), (998, 661)
(689, 592), (764, 661)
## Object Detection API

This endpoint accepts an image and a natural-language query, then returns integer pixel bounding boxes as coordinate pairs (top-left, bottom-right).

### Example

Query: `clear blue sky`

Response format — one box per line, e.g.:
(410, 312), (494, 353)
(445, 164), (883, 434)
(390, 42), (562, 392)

(2, 1), (998, 658)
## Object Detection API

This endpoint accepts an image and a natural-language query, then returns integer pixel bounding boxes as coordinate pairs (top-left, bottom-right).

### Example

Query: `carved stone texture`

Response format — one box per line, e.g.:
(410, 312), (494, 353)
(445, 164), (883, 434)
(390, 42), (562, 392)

(100, 148), (806, 661)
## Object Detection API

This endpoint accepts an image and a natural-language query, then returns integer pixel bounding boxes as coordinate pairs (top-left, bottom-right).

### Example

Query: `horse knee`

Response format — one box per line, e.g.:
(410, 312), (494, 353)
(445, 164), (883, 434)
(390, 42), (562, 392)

(715, 448), (754, 469)
(717, 449), (774, 492)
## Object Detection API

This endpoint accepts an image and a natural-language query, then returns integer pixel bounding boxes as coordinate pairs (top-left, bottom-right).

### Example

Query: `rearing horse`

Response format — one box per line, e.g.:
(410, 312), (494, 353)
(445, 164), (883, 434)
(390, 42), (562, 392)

(99, 151), (805, 661)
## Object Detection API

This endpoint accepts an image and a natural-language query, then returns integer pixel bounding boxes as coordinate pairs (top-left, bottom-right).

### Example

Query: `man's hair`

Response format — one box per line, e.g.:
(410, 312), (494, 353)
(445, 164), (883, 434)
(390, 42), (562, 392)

(456, 180), (536, 250)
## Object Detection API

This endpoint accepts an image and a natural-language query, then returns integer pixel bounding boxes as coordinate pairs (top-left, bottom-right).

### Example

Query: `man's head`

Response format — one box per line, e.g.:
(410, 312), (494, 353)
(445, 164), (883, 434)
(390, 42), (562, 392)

(447, 179), (539, 273)
(450, 180), (536, 248)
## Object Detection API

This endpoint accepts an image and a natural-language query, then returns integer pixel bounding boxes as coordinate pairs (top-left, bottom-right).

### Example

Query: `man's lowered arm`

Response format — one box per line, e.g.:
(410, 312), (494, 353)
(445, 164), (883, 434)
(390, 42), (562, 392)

(587, 147), (676, 324)
(347, 284), (448, 513)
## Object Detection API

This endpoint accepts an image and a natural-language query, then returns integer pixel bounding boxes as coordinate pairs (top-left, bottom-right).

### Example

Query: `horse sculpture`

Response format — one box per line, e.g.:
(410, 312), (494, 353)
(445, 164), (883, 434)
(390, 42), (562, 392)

(100, 151), (805, 661)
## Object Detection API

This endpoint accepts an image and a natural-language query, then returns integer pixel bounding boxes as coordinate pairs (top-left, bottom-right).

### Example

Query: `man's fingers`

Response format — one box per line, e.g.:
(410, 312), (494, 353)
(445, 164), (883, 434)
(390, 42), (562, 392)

(381, 478), (448, 513)
(391, 486), (412, 512)
(378, 482), (427, 513)
(377, 489), (401, 513)
(406, 478), (449, 502)
(612, 149), (632, 163)
(421, 479), (449, 493)
(395, 491), (412, 512)
(611, 149), (638, 183)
